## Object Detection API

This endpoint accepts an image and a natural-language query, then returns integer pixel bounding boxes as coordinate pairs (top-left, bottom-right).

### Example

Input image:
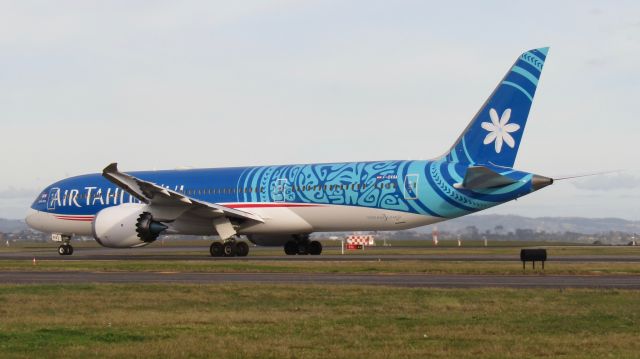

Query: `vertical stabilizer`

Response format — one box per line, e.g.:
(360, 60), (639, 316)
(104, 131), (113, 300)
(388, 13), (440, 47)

(444, 47), (549, 168)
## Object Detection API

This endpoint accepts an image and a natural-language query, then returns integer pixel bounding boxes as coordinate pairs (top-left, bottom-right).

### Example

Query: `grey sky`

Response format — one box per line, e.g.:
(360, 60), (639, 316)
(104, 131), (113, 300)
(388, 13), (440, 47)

(1, 1), (639, 219)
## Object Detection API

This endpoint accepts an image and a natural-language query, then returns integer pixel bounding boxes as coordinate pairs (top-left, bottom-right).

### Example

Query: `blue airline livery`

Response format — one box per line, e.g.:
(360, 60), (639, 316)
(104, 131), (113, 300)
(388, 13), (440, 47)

(26, 47), (553, 257)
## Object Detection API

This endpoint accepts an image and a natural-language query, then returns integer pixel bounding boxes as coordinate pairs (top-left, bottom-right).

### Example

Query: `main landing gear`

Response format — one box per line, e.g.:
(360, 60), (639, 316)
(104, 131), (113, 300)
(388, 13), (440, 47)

(284, 236), (322, 255)
(210, 240), (249, 257)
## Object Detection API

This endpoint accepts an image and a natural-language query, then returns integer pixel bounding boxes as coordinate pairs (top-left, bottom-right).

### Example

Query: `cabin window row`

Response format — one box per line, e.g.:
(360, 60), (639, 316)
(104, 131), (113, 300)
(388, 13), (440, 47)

(291, 182), (395, 192)
(185, 187), (266, 196)
(60, 181), (397, 200)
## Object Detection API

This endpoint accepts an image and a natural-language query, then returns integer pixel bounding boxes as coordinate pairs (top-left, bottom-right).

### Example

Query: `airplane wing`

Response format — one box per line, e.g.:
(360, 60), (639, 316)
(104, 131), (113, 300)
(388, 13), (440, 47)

(455, 166), (519, 190)
(102, 163), (263, 239)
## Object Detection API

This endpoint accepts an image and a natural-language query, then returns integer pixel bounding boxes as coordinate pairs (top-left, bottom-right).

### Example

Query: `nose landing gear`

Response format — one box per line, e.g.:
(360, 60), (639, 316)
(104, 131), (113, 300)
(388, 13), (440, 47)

(57, 244), (74, 255)
(53, 234), (74, 256)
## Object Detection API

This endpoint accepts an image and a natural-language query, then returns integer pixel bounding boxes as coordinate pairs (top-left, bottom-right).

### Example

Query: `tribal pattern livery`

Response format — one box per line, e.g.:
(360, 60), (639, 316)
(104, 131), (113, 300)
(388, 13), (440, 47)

(236, 160), (534, 219)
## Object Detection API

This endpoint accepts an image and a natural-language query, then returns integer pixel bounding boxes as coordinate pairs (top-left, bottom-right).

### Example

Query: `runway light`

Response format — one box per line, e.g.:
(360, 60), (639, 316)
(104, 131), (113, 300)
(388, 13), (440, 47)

(432, 226), (439, 246)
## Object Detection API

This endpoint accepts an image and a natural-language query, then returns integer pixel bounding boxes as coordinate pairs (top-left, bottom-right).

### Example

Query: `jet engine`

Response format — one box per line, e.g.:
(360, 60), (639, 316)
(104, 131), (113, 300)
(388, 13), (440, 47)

(92, 203), (168, 248)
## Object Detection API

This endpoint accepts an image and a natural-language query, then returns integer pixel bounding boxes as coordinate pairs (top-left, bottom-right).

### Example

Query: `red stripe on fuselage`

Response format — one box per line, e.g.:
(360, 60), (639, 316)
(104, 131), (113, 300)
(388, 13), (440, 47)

(54, 215), (95, 222)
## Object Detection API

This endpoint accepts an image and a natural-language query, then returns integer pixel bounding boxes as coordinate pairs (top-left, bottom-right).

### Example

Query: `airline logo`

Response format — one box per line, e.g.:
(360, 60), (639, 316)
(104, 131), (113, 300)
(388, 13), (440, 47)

(46, 185), (184, 208)
(481, 108), (520, 153)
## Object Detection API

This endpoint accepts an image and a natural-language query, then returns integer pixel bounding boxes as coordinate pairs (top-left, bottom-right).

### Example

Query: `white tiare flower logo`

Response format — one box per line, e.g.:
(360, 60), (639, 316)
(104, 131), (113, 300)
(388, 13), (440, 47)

(481, 108), (519, 153)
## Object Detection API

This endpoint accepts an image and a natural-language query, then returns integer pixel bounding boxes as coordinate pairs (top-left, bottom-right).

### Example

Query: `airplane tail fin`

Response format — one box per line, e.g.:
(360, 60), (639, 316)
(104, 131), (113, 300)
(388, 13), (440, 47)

(444, 47), (549, 168)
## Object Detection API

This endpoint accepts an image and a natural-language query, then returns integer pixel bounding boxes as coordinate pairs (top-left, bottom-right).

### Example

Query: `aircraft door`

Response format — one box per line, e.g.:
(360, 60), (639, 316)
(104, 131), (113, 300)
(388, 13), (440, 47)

(403, 174), (419, 200)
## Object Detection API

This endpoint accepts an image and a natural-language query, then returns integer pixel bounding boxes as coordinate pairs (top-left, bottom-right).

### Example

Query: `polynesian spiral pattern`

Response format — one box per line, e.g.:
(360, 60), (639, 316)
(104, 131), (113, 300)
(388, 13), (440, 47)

(236, 160), (533, 219)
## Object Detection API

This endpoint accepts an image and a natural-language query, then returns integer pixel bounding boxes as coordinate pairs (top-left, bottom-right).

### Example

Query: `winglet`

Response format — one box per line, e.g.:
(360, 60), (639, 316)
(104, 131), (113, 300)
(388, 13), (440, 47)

(103, 162), (119, 175)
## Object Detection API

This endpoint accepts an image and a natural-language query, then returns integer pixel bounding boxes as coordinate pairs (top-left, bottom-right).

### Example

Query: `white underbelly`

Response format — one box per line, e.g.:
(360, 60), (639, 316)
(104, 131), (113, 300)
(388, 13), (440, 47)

(25, 209), (94, 236)
(237, 203), (439, 234)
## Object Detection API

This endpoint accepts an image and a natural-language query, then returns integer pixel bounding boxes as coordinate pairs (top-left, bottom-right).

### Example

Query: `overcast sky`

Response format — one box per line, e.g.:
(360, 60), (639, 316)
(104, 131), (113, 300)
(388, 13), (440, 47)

(1, 1), (639, 220)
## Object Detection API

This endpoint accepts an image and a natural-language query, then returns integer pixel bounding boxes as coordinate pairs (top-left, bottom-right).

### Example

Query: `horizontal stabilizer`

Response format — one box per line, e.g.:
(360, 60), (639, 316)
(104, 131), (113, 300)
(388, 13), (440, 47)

(455, 166), (518, 190)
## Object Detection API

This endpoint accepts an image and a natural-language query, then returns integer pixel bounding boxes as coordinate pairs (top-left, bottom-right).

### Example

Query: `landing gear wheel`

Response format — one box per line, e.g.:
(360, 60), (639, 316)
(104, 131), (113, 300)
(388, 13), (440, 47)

(297, 241), (309, 255)
(284, 241), (297, 255)
(223, 242), (236, 257)
(57, 244), (73, 256)
(235, 242), (249, 257)
(308, 241), (322, 255)
(210, 242), (224, 257)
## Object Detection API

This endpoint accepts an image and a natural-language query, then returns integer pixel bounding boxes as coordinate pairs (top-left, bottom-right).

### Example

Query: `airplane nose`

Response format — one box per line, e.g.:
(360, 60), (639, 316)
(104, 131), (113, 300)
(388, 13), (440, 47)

(25, 209), (41, 230)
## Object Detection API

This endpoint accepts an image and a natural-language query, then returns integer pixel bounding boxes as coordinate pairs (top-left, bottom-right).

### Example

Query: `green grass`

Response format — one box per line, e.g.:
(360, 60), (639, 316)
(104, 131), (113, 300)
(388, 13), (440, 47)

(3, 239), (640, 275)
(0, 284), (638, 358)
(5, 243), (640, 258)
(4, 239), (640, 258)
(3, 258), (640, 275)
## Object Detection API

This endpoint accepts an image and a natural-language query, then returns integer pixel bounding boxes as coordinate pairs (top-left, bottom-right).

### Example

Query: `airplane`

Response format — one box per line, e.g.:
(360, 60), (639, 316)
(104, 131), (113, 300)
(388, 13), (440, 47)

(26, 47), (554, 257)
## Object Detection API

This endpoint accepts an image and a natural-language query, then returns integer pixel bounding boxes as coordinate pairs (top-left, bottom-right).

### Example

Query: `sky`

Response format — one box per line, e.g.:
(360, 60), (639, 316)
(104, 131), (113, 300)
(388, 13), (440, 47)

(1, 1), (639, 220)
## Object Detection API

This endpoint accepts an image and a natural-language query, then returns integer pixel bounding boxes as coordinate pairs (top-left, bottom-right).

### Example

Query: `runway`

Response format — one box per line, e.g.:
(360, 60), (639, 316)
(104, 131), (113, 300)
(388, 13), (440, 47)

(1, 271), (640, 288)
(2, 246), (640, 262)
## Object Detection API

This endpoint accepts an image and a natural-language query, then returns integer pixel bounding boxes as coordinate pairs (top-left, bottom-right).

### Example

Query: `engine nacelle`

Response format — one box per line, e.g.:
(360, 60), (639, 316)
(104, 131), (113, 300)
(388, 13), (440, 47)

(92, 204), (167, 248)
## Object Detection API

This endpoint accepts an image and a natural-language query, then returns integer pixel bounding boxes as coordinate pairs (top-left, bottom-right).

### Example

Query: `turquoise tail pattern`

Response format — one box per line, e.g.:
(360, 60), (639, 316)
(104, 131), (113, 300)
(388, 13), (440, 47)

(445, 47), (549, 168)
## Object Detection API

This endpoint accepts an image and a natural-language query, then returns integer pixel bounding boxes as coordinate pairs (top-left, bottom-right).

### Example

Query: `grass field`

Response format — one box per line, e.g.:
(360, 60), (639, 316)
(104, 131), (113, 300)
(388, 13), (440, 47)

(4, 239), (640, 256)
(1, 259), (640, 276)
(2, 240), (640, 358)
(2, 239), (640, 275)
(0, 284), (638, 358)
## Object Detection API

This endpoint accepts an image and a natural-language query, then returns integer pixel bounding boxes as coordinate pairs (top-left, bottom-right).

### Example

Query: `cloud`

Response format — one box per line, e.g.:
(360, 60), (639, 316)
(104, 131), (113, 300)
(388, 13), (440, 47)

(573, 174), (640, 191)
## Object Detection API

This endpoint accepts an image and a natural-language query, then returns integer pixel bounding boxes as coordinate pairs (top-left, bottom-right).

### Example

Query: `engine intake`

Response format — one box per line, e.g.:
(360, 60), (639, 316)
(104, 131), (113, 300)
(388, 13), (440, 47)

(136, 212), (167, 242)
